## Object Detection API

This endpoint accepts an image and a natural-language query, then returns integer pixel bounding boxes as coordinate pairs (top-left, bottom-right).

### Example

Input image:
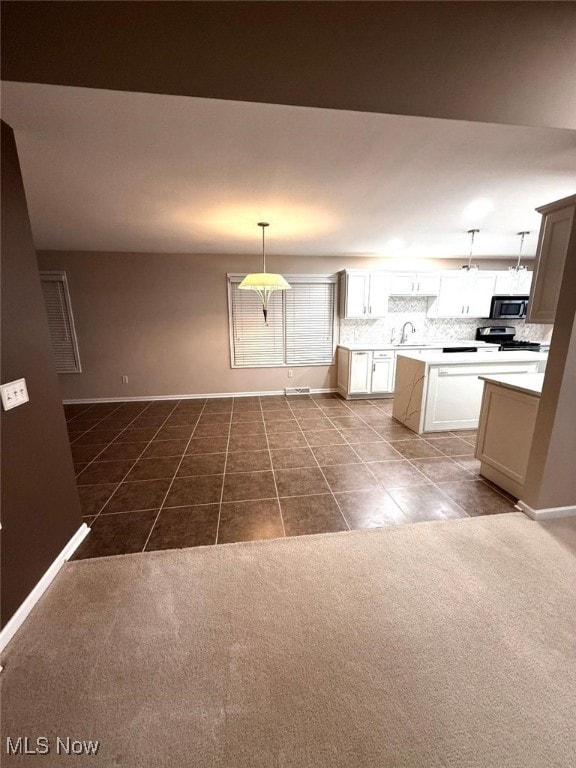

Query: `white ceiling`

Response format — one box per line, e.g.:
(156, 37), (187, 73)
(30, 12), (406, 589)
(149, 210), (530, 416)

(2, 81), (576, 259)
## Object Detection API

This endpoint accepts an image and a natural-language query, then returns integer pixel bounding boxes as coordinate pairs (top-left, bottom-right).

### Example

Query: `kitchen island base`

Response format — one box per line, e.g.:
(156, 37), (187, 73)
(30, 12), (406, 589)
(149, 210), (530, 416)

(393, 351), (546, 434)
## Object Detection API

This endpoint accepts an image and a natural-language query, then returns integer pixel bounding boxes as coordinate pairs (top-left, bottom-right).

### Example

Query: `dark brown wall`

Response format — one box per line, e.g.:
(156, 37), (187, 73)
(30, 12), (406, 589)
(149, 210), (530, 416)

(2, 1), (576, 130)
(1, 121), (82, 628)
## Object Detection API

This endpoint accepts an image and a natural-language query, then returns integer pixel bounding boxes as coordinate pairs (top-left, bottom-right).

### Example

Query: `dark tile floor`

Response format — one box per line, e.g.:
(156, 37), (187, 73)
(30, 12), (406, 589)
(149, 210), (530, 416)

(65, 394), (518, 559)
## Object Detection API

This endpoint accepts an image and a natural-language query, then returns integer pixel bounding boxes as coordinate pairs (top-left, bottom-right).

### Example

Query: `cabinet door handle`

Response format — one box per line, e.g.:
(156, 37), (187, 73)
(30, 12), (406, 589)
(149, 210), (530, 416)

(416, 282), (420, 292)
(373, 364), (376, 372)
(369, 305), (372, 314)
(363, 306), (367, 315)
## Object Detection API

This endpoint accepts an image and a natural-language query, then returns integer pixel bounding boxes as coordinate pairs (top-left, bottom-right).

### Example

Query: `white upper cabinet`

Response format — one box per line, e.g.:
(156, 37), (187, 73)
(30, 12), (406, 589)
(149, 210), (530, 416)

(427, 272), (496, 318)
(389, 273), (441, 296)
(526, 195), (576, 324)
(466, 273), (497, 317)
(494, 269), (533, 295)
(340, 272), (389, 318)
(367, 274), (390, 317)
(343, 273), (369, 318)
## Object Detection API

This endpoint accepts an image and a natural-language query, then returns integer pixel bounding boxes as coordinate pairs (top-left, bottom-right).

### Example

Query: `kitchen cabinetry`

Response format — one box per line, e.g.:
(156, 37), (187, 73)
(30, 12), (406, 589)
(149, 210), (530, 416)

(393, 351), (545, 433)
(493, 269), (533, 296)
(427, 272), (496, 318)
(348, 351), (371, 393)
(338, 348), (395, 398)
(389, 273), (441, 296)
(476, 374), (543, 498)
(338, 344), (498, 400)
(371, 351), (395, 393)
(424, 360), (539, 432)
(339, 271), (389, 318)
(526, 194), (576, 324)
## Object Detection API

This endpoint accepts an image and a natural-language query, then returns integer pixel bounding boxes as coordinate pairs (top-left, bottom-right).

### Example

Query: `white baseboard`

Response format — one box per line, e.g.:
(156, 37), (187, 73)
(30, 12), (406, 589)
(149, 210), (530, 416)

(62, 388), (338, 404)
(0, 523), (90, 653)
(516, 500), (576, 521)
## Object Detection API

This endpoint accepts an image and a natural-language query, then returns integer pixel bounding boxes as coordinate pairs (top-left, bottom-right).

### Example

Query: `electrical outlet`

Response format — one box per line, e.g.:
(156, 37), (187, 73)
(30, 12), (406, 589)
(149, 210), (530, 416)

(288, 369), (293, 378)
(121, 375), (129, 384)
(1, 378), (29, 411)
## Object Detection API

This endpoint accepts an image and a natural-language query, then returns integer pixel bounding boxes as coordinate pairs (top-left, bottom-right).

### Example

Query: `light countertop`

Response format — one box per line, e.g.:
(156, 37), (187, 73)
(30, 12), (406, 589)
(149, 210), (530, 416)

(479, 373), (544, 396)
(396, 350), (548, 365)
(337, 340), (494, 352)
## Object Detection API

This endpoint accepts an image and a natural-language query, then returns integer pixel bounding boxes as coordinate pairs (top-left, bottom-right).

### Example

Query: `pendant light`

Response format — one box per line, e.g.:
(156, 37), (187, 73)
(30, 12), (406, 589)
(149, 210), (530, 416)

(508, 230), (529, 293)
(462, 229), (480, 272)
(238, 222), (291, 322)
(460, 228), (480, 288)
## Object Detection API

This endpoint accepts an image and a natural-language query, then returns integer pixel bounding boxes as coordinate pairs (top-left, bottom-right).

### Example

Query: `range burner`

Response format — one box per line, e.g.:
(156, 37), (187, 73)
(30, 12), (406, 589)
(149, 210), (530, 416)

(499, 340), (541, 351)
(475, 325), (541, 352)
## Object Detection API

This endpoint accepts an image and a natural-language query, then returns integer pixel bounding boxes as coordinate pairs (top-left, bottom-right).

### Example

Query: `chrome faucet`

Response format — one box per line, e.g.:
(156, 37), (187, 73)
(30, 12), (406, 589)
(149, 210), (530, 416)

(400, 321), (416, 344)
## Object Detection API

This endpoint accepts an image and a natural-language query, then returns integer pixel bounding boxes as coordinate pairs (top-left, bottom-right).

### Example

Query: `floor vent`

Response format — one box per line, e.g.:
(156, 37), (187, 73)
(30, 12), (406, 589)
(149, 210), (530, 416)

(285, 387), (312, 396)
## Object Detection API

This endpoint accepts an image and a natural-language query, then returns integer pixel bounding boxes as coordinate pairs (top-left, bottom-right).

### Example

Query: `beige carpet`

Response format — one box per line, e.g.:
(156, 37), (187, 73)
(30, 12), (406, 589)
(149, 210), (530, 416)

(2, 514), (576, 767)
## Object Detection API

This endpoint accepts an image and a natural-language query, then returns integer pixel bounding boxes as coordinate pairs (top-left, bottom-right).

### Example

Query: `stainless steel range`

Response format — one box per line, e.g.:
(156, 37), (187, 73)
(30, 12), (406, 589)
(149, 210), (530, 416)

(476, 326), (541, 352)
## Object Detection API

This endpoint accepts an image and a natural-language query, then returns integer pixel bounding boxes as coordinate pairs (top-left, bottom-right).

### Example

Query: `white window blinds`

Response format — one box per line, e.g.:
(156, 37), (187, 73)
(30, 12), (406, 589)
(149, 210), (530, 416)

(40, 272), (82, 373)
(231, 287), (284, 367)
(285, 283), (335, 365)
(228, 276), (336, 368)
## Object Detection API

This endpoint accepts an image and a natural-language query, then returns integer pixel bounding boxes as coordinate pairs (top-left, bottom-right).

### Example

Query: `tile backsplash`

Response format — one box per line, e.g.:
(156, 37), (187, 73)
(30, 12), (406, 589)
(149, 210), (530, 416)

(339, 296), (553, 345)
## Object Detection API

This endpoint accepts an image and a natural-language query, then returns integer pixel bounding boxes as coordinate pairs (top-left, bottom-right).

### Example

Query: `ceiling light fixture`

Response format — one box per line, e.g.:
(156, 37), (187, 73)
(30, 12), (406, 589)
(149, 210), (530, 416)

(462, 228), (480, 272)
(238, 222), (291, 322)
(510, 230), (529, 273)
(460, 228), (480, 288)
(508, 230), (529, 293)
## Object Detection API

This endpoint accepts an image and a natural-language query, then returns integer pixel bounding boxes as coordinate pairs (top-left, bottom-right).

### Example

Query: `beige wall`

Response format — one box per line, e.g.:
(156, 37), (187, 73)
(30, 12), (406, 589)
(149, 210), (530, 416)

(1, 123), (82, 626)
(38, 251), (525, 401)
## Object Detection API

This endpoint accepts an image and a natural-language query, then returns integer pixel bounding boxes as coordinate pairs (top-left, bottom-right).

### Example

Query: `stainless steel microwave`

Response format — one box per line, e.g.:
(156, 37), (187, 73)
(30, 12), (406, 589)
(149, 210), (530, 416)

(489, 295), (529, 320)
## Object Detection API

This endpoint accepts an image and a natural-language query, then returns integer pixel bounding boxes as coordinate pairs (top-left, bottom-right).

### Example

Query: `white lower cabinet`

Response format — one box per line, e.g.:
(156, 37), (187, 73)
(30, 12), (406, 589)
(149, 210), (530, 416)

(338, 348), (395, 398)
(349, 351), (372, 394)
(476, 380), (540, 498)
(371, 351), (395, 393)
(423, 361), (540, 431)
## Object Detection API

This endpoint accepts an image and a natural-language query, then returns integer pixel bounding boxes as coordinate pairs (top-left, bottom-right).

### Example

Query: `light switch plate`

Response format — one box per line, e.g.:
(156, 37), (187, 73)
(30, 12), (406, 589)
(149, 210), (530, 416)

(1, 378), (29, 411)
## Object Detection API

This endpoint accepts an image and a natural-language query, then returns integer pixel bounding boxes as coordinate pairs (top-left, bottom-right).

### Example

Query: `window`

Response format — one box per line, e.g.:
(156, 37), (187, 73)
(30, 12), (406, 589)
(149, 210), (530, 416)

(228, 275), (337, 368)
(39, 271), (82, 373)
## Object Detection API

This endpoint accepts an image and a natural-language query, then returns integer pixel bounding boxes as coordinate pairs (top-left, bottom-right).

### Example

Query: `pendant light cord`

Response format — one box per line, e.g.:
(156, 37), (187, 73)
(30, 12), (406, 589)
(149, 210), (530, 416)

(258, 221), (269, 273)
(466, 229), (479, 269)
(515, 231), (529, 270)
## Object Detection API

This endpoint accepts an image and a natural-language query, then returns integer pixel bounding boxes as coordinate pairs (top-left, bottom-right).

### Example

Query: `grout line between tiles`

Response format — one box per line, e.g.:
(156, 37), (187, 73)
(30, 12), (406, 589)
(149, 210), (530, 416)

(262, 401), (286, 539)
(291, 399), (351, 531)
(142, 400), (211, 551)
(215, 399), (240, 545)
(323, 399), (434, 517)
(79, 401), (182, 523)
(72, 394), (513, 554)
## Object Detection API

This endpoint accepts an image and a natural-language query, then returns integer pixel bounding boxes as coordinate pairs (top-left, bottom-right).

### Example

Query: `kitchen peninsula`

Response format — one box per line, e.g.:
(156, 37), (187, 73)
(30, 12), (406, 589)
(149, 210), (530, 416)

(337, 341), (496, 399)
(392, 350), (547, 433)
(476, 373), (544, 499)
